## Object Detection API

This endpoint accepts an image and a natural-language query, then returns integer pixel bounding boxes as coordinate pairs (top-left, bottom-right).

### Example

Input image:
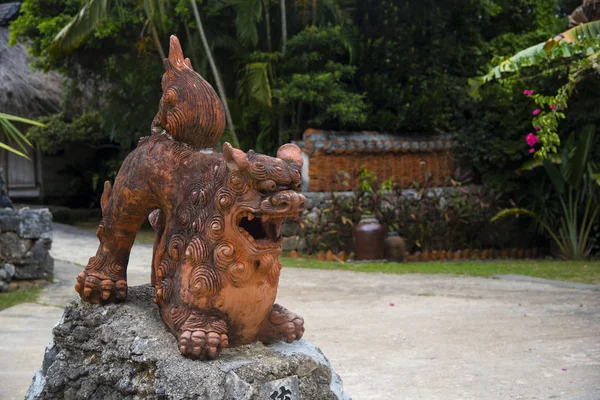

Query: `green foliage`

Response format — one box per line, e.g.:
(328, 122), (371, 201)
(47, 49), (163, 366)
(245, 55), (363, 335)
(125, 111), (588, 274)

(480, 21), (600, 85)
(26, 112), (108, 154)
(493, 128), (600, 260)
(9, 0), (166, 150)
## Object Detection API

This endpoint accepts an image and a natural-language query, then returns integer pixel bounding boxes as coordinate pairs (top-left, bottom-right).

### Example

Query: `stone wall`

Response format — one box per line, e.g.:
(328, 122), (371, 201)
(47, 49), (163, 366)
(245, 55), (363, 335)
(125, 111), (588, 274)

(0, 168), (54, 290)
(0, 208), (54, 284)
(0, 167), (11, 208)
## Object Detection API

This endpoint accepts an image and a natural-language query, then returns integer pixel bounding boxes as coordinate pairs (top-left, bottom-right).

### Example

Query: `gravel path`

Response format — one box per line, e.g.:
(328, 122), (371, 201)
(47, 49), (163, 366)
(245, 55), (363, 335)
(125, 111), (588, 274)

(0, 223), (599, 399)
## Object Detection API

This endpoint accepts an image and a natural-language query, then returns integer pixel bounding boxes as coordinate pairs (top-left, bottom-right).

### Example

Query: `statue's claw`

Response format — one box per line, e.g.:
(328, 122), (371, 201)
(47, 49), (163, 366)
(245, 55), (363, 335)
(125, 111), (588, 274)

(173, 311), (229, 360)
(258, 304), (305, 344)
(177, 329), (229, 360)
(75, 270), (127, 304)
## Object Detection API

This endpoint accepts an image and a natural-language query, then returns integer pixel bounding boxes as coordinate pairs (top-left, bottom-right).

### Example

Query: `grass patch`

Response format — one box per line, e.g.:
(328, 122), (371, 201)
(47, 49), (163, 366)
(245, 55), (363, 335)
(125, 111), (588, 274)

(71, 219), (600, 284)
(280, 257), (600, 285)
(0, 289), (42, 311)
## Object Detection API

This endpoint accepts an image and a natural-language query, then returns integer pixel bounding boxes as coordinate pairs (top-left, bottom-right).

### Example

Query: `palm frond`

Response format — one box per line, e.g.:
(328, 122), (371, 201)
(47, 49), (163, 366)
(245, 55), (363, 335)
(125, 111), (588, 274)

(51, 0), (112, 54)
(238, 62), (272, 107)
(234, 0), (263, 46)
(0, 113), (43, 159)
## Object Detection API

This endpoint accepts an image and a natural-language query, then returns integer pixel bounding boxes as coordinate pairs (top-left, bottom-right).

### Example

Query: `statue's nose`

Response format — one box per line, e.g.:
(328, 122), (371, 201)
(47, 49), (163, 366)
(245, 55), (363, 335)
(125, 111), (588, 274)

(269, 191), (306, 212)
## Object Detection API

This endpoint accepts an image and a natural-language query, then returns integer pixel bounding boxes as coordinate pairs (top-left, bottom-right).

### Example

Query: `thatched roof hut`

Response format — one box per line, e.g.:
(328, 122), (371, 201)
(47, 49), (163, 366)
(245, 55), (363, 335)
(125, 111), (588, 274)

(0, 2), (62, 118)
(1, 2), (63, 200)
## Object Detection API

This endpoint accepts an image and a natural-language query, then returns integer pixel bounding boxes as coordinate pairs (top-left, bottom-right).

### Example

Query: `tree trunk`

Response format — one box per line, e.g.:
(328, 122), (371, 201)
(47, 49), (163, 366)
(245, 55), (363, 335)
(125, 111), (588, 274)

(190, 0), (240, 148)
(265, 0), (273, 52)
(150, 24), (166, 60)
(280, 0), (287, 55)
(312, 0), (317, 26)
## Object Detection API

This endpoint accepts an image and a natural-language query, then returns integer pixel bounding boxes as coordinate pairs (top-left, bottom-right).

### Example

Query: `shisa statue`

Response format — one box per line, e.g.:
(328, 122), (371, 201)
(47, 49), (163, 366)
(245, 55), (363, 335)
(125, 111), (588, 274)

(75, 35), (306, 360)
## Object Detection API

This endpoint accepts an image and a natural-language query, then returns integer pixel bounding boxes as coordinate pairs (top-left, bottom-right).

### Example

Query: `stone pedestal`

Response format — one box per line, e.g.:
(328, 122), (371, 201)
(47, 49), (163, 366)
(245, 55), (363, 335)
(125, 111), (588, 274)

(27, 285), (350, 400)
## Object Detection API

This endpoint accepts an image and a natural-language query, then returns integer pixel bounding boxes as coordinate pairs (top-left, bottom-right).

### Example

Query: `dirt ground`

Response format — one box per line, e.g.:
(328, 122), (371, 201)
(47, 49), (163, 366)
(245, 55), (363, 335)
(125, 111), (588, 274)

(0, 223), (599, 400)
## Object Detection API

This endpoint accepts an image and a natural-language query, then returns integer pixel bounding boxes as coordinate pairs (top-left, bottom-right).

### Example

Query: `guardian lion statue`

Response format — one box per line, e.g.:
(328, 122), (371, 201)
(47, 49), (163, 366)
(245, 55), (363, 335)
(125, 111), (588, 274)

(75, 35), (306, 360)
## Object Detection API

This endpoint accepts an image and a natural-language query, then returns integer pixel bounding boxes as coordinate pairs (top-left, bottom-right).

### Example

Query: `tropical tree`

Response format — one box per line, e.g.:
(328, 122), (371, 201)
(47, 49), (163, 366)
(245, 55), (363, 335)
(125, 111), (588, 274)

(51, 0), (240, 147)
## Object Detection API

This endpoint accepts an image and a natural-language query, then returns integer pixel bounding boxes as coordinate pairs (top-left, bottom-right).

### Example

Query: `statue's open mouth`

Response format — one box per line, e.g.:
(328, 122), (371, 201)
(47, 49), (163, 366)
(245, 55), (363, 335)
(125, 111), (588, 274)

(236, 210), (293, 249)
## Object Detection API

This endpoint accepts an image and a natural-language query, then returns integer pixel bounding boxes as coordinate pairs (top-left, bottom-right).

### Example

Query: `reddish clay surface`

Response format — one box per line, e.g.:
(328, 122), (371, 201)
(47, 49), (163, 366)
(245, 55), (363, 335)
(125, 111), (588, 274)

(75, 36), (306, 360)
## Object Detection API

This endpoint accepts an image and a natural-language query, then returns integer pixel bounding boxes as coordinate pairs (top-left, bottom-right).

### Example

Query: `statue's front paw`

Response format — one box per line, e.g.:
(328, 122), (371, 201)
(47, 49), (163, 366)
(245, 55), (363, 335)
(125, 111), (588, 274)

(75, 270), (127, 304)
(258, 304), (305, 343)
(177, 329), (229, 360)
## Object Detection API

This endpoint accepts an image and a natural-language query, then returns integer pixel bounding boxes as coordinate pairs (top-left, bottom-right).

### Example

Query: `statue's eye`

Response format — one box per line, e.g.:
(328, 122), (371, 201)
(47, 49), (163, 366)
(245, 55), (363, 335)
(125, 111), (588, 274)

(258, 180), (277, 192)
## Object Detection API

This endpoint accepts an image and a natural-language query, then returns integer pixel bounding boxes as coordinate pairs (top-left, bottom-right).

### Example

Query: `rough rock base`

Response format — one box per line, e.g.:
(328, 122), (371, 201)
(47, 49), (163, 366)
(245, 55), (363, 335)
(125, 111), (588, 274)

(27, 285), (350, 400)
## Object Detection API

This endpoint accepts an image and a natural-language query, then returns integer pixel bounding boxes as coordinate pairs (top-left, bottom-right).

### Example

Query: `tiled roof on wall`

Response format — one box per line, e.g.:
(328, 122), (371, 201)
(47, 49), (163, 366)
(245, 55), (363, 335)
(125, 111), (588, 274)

(296, 129), (456, 155)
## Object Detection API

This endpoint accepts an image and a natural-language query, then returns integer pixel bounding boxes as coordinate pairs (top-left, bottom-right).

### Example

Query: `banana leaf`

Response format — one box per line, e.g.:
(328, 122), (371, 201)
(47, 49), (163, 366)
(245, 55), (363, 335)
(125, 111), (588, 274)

(479, 20), (600, 85)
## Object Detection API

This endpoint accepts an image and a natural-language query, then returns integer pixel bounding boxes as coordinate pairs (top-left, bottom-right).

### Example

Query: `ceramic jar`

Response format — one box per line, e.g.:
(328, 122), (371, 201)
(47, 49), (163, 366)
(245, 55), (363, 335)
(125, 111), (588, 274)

(353, 215), (385, 260)
(383, 232), (406, 262)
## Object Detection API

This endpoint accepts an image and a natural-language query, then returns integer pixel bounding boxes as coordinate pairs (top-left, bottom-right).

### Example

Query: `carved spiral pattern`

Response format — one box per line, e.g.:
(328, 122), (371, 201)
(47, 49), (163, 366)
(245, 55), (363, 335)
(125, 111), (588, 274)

(157, 259), (177, 279)
(213, 242), (236, 271)
(248, 161), (268, 180)
(189, 265), (220, 297)
(185, 235), (210, 264)
(216, 188), (236, 213)
(168, 234), (186, 261)
(207, 215), (225, 242)
(187, 183), (209, 206)
(169, 307), (192, 331)
(228, 261), (252, 287)
(212, 161), (227, 183)
(192, 208), (209, 233)
(106, 262), (125, 278)
(177, 204), (196, 228)
(264, 254), (281, 286)
(289, 168), (301, 185)
(87, 253), (106, 272)
(227, 172), (248, 194)
(265, 164), (285, 181)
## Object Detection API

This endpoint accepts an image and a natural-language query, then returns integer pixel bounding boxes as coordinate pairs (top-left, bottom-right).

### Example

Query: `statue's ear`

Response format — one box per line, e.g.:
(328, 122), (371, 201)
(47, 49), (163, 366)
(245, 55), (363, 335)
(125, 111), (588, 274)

(223, 142), (249, 170)
(277, 143), (303, 168)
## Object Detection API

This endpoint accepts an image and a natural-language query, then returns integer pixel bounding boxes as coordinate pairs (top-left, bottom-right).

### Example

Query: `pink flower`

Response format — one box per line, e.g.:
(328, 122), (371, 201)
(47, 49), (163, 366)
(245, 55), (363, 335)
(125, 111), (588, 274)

(526, 133), (538, 147)
(389, 303), (395, 307)
(535, 126), (540, 131)
(550, 104), (557, 110)
(523, 90), (533, 96)
(529, 148), (535, 154)
(532, 109), (541, 115)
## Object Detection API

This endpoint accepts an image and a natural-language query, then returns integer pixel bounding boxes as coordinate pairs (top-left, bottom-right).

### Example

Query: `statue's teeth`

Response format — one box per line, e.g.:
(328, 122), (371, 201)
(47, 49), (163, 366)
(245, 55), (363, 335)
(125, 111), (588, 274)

(247, 213), (254, 221)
